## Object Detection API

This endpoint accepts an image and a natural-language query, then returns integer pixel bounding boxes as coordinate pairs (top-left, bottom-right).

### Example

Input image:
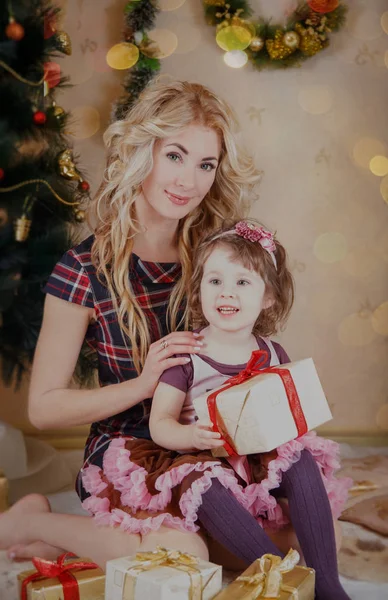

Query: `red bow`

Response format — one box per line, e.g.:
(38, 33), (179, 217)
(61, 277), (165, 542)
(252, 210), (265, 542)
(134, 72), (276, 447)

(21, 553), (99, 600)
(207, 350), (308, 456)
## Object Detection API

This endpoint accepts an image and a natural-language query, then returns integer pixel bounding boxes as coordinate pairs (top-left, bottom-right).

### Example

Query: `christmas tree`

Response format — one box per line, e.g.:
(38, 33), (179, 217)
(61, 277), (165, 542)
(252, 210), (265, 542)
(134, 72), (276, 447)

(0, 0), (91, 387)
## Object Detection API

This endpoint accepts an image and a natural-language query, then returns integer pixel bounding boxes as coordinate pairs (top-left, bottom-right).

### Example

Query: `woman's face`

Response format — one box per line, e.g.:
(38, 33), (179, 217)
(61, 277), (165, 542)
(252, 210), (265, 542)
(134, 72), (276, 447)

(140, 124), (221, 222)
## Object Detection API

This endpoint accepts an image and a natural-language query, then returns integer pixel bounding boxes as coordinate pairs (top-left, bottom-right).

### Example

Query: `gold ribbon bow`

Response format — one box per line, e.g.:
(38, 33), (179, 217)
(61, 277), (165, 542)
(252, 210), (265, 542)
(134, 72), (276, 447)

(123, 546), (204, 600)
(236, 549), (301, 599)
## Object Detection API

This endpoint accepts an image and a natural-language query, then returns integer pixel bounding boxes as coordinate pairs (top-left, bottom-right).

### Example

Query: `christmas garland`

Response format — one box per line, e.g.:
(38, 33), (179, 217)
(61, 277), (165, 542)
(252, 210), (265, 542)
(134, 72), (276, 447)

(203, 0), (347, 69)
(113, 0), (161, 120)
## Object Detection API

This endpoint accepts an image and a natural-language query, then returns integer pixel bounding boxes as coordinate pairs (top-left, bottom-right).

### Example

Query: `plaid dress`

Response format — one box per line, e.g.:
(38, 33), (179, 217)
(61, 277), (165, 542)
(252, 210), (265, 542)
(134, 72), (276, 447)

(43, 234), (182, 500)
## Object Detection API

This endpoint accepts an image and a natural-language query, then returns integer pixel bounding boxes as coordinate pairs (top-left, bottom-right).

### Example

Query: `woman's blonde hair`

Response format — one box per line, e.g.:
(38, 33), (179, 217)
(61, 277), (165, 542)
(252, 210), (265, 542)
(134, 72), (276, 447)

(189, 220), (294, 337)
(88, 80), (262, 373)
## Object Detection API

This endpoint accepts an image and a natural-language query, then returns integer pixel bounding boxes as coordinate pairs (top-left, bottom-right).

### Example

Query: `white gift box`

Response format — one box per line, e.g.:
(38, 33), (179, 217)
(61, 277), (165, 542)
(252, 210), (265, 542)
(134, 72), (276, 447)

(193, 358), (333, 456)
(105, 547), (222, 600)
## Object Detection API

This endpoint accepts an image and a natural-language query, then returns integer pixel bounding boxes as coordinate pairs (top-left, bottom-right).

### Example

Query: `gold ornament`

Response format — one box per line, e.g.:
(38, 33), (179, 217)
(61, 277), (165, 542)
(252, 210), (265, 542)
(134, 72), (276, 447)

(57, 149), (82, 182)
(249, 36), (264, 51)
(283, 30), (300, 50)
(14, 215), (32, 242)
(47, 104), (66, 126)
(73, 208), (85, 223)
(295, 23), (324, 56)
(266, 30), (295, 60)
(204, 0), (225, 5)
(216, 24), (252, 51)
(56, 31), (72, 55)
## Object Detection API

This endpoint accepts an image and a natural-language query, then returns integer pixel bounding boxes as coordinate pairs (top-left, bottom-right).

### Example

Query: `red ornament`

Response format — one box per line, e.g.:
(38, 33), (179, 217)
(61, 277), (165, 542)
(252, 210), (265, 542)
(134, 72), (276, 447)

(0, 168), (4, 181)
(307, 0), (339, 13)
(44, 62), (61, 89)
(78, 180), (90, 192)
(5, 18), (25, 41)
(33, 111), (47, 125)
(44, 11), (57, 39)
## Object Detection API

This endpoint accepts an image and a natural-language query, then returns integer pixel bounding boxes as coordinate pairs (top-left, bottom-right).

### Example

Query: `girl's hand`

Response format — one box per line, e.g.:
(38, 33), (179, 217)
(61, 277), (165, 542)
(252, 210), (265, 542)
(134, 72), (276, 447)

(138, 331), (203, 399)
(190, 420), (225, 451)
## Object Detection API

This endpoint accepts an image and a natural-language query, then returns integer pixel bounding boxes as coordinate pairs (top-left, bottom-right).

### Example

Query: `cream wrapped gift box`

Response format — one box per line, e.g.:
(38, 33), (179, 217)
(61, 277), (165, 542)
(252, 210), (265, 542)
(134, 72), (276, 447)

(105, 547), (222, 600)
(193, 352), (333, 456)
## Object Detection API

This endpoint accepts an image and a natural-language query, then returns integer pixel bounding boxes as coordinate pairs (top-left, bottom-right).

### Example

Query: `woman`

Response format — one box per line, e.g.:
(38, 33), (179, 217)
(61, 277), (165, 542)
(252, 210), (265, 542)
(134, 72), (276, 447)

(0, 80), (262, 568)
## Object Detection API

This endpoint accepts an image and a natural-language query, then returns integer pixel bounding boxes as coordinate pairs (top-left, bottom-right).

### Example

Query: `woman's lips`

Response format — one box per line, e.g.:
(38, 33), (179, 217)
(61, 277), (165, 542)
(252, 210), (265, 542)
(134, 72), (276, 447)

(165, 190), (192, 206)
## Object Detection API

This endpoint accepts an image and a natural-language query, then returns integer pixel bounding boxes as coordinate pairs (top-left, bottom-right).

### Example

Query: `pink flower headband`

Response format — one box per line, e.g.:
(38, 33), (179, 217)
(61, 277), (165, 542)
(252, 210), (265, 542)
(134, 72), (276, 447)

(213, 221), (277, 268)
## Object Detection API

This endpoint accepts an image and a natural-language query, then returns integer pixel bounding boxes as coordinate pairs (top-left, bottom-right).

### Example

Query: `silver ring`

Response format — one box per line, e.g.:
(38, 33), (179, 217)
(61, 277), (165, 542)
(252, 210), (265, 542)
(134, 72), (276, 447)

(160, 339), (168, 350)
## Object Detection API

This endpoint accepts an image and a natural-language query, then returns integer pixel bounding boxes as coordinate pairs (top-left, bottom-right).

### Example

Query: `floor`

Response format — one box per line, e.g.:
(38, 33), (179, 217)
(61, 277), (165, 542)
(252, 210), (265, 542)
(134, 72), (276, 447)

(0, 445), (387, 599)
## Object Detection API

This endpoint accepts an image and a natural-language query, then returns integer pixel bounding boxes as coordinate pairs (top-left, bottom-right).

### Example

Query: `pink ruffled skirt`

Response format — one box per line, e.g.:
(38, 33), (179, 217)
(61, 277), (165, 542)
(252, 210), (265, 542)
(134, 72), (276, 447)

(81, 431), (352, 536)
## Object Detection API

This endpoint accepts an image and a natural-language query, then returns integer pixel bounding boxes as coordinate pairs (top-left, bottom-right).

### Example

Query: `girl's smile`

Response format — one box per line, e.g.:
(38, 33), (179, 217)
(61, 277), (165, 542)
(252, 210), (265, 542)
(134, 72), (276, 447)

(200, 246), (272, 335)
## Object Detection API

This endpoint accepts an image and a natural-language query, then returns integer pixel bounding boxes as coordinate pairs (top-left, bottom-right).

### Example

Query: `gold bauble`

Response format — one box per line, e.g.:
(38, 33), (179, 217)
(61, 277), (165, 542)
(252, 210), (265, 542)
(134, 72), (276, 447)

(14, 215), (32, 242)
(52, 105), (65, 119)
(57, 149), (81, 182)
(266, 30), (295, 60)
(283, 31), (300, 50)
(249, 36), (265, 52)
(48, 104), (66, 126)
(295, 23), (323, 56)
(73, 208), (85, 223)
(56, 30), (72, 55)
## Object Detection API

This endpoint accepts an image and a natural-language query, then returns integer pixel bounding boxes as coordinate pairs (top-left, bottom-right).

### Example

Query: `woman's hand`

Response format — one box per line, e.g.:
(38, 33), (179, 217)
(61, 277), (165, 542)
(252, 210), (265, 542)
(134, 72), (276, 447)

(138, 331), (203, 399)
(190, 420), (225, 451)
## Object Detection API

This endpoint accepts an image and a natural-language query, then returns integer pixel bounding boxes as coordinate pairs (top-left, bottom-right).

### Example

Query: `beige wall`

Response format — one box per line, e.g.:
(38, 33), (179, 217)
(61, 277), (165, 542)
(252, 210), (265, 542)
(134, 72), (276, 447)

(1, 0), (388, 446)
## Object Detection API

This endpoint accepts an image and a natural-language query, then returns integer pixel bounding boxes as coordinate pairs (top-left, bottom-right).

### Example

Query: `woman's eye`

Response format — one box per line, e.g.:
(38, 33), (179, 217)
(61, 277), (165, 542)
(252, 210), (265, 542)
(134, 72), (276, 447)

(201, 163), (216, 172)
(237, 279), (250, 286)
(210, 278), (221, 285)
(167, 152), (181, 162)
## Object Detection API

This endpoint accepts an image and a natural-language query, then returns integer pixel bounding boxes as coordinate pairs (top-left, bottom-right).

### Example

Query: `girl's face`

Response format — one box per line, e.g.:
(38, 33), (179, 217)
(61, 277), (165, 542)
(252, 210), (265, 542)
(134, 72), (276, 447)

(200, 246), (272, 335)
(140, 124), (221, 222)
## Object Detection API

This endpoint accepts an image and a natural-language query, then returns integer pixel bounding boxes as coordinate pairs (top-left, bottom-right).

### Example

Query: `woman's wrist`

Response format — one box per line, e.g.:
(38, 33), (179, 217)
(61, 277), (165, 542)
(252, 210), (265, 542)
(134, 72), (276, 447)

(129, 372), (154, 402)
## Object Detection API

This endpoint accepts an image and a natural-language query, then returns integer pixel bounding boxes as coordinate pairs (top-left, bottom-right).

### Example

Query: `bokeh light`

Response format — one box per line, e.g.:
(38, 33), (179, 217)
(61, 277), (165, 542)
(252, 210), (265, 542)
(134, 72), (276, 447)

(352, 137), (386, 169)
(224, 50), (249, 68)
(71, 106), (100, 140)
(216, 26), (252, 52)
(144, 29), (178, 58)
(298, 86), (333, 115)
(159, 0), (186, 9)
(106, 43), (139, 69)
(369, 155), (388, 177)
(170, 23), (201, 54)
(381, 11), (388, 34)
(314, 232), (347, 263)
(155, 73), (175, 84)
(338, 313), (377, 347)
(371, 302), (388, 335)
(380, 175), (388, 204)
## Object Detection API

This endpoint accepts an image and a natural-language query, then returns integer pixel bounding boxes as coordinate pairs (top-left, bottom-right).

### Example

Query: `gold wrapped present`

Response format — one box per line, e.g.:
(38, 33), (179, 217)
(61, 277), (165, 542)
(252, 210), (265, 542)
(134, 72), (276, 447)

(193, 350), (332, 457)
(213, 549), (315, 599)
(105, 546), (222, 600)
(0, 470), (8, 512)
(18, 552), (105, 599)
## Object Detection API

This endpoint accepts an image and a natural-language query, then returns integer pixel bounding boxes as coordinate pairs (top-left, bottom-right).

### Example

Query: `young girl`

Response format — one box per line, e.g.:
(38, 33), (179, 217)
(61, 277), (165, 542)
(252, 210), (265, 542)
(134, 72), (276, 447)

(81, 220), (351, 598)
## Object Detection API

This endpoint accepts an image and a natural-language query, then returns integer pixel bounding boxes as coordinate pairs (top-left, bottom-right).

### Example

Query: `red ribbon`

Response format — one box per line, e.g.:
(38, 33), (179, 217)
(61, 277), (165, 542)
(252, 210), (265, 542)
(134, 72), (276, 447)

(207, 350), (308, 457)
(21, 552), (99, 600)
